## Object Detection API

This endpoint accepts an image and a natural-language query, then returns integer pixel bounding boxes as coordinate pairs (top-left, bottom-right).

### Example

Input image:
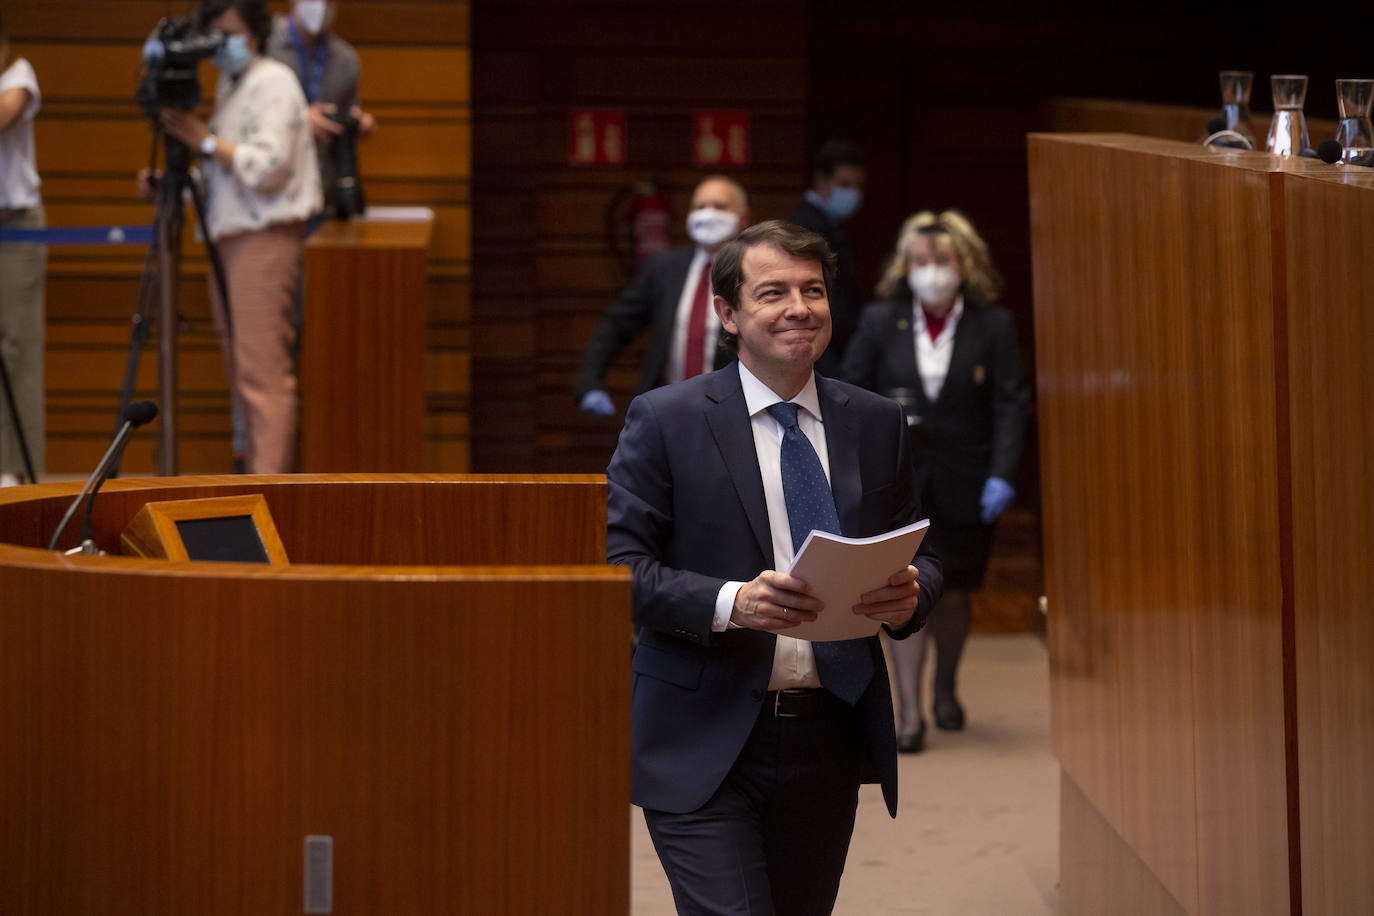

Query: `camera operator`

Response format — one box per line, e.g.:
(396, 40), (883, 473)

(138, 0), (321, 474)
(266, 0), (374, 220)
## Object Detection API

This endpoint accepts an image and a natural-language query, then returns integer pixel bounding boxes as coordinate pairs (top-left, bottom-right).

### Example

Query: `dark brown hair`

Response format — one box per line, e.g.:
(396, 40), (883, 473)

(197, 0), (273, 50)
(710, 219), (836, 310)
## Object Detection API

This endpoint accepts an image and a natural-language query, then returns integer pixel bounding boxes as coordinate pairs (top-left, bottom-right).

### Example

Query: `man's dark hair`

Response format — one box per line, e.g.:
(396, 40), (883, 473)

(812, 139), (865, 179)
(711, 220), (836, 352)
(198, 0), (273, 50)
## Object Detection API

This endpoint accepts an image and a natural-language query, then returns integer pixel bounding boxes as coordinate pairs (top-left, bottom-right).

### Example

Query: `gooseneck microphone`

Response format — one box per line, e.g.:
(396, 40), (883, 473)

(47, 400), (159, 552)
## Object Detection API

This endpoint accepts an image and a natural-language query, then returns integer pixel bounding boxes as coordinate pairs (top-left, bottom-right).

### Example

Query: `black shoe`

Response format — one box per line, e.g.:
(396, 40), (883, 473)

(933, 697), (965, 731)
(896, 720), (926, 754)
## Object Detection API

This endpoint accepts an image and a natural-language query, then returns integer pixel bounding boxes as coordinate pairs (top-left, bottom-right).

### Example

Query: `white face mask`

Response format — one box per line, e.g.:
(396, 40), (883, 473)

(686, 208), (740, 247)
(908, 265), (961, 305)
(295, 0), (330, 35)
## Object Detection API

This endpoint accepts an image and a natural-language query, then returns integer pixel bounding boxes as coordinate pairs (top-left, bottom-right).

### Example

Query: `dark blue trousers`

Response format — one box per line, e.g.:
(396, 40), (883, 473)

(643, 690), (866, 915)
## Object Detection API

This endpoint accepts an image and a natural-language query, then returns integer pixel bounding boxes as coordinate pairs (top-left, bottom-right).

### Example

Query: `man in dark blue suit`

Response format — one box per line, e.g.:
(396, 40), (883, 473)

(607, 220), (943, 914)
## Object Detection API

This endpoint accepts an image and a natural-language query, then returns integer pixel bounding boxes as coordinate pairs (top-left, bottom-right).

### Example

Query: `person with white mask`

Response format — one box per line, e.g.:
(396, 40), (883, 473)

(787, 139), (866, 377)
(266, 0), (375, 219)
(841, 208), (1028, 751)
(139, 0), (321, 474)
(577, 175), (751, 416)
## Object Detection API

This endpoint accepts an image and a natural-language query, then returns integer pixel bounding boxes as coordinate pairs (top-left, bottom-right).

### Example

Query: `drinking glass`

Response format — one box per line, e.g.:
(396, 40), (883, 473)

(1266, 74), (1310, 156)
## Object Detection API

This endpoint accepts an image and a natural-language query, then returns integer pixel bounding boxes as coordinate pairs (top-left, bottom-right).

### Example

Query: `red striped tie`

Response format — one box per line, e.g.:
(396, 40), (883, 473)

(682, 260), (713, 379)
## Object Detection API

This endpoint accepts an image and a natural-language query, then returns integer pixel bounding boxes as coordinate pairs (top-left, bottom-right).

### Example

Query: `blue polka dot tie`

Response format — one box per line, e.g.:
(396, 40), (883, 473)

(766, 402), (875, 704)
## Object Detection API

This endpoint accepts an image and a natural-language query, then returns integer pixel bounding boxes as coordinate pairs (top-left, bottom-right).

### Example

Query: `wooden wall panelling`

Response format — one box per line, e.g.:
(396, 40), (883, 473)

(1281, 167), (1374, 915)
(1060, 772), (1190, 916)
(471, 1), (808, 473)
(1031, 134), (1292, 914)
(10, 1), (471, 473)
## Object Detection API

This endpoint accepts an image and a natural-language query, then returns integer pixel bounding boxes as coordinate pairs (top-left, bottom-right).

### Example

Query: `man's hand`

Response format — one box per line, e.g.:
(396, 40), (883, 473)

(853, 565), (920, 628)
(732, 570), (822, 631)
(308, 102), (344, 143)
(351, 105), (376, 140)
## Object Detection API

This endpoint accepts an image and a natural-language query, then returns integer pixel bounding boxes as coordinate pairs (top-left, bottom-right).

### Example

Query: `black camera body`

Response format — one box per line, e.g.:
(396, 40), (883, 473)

(324, 110), (367, 219)
(135, 18), (224, 121)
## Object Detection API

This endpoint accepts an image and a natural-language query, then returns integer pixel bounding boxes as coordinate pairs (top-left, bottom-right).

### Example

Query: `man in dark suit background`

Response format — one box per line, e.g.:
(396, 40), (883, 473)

(577, 175), (750, 416)
(606, 220), (943, 914)
(786, 139), (866, 377)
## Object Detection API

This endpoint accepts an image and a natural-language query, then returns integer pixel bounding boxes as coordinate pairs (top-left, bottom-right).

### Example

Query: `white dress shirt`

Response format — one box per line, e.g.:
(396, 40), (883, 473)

(663, 246), (722, 384)
(711, 361), (829, 689)
(913, 295), (965, 401)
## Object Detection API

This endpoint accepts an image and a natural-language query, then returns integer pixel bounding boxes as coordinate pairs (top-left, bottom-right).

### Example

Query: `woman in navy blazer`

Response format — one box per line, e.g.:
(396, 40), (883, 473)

(841, 209), (1028, 751)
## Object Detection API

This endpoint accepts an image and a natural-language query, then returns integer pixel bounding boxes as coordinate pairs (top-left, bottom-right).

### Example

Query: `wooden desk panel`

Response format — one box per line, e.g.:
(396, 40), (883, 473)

(301, 220), (433, 472)
(1, 474), (608, 565)
(1282, 170), (1374, 915)
(0, 558), (629, 915)
(0, 475), (627, 915)
(1032, 134), (1291, 914)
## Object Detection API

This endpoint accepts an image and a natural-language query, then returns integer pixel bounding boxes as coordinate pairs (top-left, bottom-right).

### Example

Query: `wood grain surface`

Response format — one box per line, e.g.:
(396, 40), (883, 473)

(1, 474), (610, 565)
(1280, 166), (1374, 915)
(300, 220), (432, 472)
(0, 476), (628, 915)
(1032, 134), (1292, 914)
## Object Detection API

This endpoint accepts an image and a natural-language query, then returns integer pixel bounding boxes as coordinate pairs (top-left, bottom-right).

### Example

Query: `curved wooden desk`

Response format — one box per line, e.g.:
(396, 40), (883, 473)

(0, 475), (629, 915)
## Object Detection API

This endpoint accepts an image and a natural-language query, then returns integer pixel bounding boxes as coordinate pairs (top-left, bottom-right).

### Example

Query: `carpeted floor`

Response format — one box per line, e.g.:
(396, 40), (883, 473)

(631, 633), (1059, 915)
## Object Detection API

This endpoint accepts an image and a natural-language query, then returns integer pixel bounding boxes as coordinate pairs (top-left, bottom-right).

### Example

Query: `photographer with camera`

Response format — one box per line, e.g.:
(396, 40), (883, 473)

(267, 0), (374, 220)
(137, 0), (321, 475)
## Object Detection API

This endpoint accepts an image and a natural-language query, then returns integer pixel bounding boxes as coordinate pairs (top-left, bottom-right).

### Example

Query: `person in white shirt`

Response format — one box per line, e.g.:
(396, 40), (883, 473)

(0, 17), (45, 487)
(139, 0), (322, 473)
(841, 209), (1028, 750)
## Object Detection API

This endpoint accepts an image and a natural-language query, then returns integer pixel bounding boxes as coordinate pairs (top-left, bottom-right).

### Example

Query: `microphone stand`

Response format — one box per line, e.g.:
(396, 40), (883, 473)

(47, 405), (157, 553)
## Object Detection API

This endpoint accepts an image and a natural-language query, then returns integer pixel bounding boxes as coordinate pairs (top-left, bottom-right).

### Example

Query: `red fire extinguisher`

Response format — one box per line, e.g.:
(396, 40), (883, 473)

(607, 176), (671, 280)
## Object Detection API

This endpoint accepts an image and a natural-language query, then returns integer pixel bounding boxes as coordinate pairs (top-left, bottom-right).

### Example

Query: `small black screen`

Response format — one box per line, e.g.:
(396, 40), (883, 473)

(174, 515), (270, 563)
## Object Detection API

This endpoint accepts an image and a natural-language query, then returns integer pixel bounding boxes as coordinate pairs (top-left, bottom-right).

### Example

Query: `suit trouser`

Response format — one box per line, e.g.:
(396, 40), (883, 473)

(643, 692), (864, 916)
(207, 222), (304, 474)
(0, 205), (47, 477)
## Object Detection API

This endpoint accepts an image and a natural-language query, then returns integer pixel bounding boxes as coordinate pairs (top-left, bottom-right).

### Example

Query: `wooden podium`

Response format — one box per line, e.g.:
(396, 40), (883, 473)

(300, 217), (433, 472)
(0, 475), (630, 915)
(1031, 134), (1374, 915)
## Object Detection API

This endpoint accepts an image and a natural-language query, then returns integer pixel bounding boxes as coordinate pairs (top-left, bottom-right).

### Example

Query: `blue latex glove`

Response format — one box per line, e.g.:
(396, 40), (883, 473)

(980, 477), (1014, 524)
(579, 389), (616, 416)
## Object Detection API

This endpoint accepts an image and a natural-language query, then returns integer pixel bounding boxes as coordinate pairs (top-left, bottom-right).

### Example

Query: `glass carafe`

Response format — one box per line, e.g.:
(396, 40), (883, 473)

(1219, 70), (1257, 144)
(1335, 78), (1374, 162)
(1266, 74), (1310, 155)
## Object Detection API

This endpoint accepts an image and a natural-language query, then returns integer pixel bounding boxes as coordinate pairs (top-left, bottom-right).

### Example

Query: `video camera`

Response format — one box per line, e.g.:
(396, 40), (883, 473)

(135, 17), (224, 121)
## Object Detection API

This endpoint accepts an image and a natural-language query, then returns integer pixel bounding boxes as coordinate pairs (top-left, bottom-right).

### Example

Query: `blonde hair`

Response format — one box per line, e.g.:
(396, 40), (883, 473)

(875, 208), (1003, 302)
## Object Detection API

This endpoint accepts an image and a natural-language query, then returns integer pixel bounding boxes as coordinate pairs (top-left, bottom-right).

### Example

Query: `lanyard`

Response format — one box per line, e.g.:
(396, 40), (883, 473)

(287, 17), (328, 104)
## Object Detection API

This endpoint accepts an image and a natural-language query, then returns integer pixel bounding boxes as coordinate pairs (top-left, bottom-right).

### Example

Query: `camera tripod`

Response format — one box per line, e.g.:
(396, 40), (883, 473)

(117, 131), (231, 477)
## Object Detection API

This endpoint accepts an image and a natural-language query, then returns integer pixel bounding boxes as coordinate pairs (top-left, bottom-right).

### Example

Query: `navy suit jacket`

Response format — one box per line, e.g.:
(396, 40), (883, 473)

(607, 363), (944, 817)
(576, 247), (729, 399)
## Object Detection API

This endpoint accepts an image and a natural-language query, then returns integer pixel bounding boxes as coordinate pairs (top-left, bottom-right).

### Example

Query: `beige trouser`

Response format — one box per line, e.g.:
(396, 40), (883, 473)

(0, 204), (47, 478)
(207, 222), (305, 474)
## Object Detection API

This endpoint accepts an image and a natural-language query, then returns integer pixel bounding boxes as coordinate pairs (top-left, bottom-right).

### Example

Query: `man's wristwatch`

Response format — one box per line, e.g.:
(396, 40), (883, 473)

(200, 134), (218, 157)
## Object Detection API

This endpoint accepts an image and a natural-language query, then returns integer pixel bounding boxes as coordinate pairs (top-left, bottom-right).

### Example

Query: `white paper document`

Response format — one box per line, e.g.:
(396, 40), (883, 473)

(782, 519), (931, 642)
